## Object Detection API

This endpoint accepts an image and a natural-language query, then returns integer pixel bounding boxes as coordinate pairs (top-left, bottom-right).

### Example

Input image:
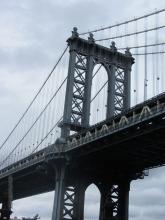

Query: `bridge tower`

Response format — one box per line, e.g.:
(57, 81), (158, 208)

(52, 28), (134, 220)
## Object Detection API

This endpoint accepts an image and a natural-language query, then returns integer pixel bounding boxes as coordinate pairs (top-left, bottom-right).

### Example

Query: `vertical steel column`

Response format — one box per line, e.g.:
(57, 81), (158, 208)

(107, 45), (133, 118)
(99, 184), (119, 220)
(61, 29), (78, 138)
(61, 28), (94, 137)
(118, 181), (130, 220)
(99, 181), (130, 220)
(107, 64), (116, 118)
(124, 49), (133, 110)
(74, 179), (87, 220)
(52, 163), (66, 220)
(51, 159), (86, 220)
(99, 186), (113, 220)
(123, 66), (131, 110)
(0, 176), (13, 220)
(82, 34), (94, 128)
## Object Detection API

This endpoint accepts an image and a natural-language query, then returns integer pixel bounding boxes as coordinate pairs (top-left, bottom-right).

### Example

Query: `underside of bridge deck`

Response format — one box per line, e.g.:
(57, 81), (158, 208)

(0, 115), (165, 202)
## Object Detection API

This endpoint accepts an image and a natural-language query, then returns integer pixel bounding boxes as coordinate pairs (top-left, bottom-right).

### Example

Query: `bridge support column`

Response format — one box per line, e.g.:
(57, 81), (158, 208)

(99, 181), (130, 220)
(118, 181), (130, 220)
(52, 162), (86, 220)
(99, 184), (118, 220)
(73, 179), (86, 220)
(52, 163), (66, 220)
(0, 176), (13, 220)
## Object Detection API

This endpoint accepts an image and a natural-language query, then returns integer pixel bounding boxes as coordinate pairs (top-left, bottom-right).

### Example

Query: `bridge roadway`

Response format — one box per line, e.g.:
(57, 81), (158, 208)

(1, 92), (165, 202)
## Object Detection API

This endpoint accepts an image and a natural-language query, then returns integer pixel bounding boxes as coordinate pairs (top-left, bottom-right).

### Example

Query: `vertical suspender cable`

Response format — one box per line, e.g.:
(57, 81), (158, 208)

(125, 22), (128, 48)
(0, 46), (68, 153)
(144, 17), (148, 101)
(155, 10), (159, 95)
(161, 45), (164, 92)
(135, 20), (138, 104)
(152, 46), (155, 96)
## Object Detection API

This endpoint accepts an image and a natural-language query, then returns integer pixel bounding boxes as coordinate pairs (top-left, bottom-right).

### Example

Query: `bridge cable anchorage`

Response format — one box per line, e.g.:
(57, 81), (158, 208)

(0, 46), (68, 152)
(0, 76), (67, 167)
(79, 8), (165, 35)
(95, 25), (165, 42)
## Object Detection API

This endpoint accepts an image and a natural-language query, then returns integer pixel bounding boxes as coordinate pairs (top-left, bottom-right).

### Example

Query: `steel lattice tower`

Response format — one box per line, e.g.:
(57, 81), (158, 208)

(52, 28), (134, 220)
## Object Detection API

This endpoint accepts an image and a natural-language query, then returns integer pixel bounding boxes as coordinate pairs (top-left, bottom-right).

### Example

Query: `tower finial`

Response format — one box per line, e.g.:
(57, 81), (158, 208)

(88, 32), (95, 43)
(72, 27), (79, 38)
(125, 47), (132, 56)
(110, 41), (117, 52)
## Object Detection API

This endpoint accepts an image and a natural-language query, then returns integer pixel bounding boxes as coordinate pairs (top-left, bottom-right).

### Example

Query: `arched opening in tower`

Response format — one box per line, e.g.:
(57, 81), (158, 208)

(90, 64), (108, 125)
(84, 183), (101, 220)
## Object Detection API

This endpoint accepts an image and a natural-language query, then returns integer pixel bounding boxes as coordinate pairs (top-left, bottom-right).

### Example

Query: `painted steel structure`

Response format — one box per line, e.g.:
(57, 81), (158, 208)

(1, 28), (165, 220)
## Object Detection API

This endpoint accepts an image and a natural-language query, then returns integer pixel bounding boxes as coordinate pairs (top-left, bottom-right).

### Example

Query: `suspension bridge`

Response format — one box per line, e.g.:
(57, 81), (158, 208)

(0, 8), (165, 220)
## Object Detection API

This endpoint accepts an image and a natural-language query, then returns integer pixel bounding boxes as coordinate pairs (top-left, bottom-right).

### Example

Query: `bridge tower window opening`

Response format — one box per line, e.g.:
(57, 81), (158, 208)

(90, 64), (108, 125)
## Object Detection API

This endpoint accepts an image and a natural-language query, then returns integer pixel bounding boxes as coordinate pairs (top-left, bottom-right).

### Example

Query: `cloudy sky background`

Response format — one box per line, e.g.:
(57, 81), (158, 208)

(0, 0), (165, 219)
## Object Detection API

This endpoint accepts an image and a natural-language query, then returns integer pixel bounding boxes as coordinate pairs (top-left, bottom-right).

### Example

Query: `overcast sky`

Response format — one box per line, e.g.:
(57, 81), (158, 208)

(1, 0), (165, 220)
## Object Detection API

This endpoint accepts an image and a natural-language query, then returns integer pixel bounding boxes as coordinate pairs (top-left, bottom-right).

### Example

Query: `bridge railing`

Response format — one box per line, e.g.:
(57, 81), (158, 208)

(1, 91), (165, 178)
(66, 93), (165, 151)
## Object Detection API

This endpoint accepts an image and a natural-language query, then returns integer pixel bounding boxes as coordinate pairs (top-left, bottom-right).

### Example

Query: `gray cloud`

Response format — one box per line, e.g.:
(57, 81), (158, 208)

(1, 0), (165, 220)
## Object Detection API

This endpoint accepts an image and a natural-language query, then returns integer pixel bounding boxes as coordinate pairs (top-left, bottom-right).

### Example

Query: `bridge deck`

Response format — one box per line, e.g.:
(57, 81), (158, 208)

(0, 92), (165, 200)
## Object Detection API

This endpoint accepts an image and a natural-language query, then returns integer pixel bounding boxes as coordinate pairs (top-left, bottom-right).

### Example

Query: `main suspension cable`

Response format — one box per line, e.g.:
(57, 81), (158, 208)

(96, 25), (165, 42)
(133, 51), (165, 55)
(118, 42), (165, 50)
(80, 8), (165, 35)
(91, 81), (108, 102)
